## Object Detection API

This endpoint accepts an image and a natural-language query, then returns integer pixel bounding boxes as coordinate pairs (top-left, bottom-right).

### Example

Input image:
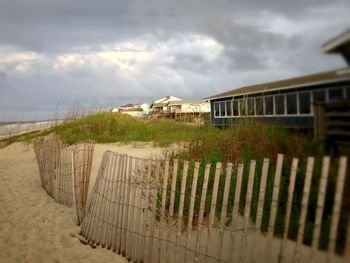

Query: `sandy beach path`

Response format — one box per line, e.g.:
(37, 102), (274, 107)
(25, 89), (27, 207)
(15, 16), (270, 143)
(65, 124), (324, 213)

(0, 142), (128, 263)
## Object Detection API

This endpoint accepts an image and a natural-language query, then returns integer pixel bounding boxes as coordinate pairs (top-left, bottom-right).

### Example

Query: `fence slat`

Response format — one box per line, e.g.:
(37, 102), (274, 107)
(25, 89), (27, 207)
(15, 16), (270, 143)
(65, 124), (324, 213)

(252, 158), (270, 263)
(127, 157), (138, 261)
(195, 163), (211, 262)
(175, 160), (189, 262)
(239, 160), (256, 263)
(159, 160), (170, 263)
(101, 153), (118, 248)
(80, 151), (108, 239)
(166, 159), (178, 262)
(184, 161), (200, 262)
(310, 156), (330, 263)
(135, 159), (146, 261)
(327, 156), (348, 262)
(148, 160), (161, 263)
(205, 162), (222, 262)
(91, 152), (113, 245)
(230, 163), (244, 263)
(278, 158), (298, 263)
(266, 153), (284, 262)
(293, 156), (315, 263)
(219, 162), (233, 261)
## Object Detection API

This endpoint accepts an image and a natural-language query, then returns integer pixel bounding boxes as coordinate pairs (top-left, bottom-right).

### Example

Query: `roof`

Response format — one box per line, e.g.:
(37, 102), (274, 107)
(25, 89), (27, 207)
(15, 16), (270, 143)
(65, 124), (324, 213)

(322, 30), (350, 54)
(206, 68), (350, 100)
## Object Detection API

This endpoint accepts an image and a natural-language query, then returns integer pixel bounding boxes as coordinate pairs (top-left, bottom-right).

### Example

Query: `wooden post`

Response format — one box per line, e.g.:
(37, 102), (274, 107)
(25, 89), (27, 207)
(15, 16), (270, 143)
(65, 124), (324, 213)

(266, 154), (284, 262)
(175, 160), (189, 262)
(310, 156), (330, 263)
(278, 158), (298, 263)
(184, 161), (200, 262)
(229, 163), (244, 263)
(124, 156), (134, 260)
(252, 158), (270, 263)
(293, 157), (315, 263)
(194, 163), (211, 261)
(327, 156), (347, 262)
(239, 160), (256, 263)
(219, 162), (233, 261)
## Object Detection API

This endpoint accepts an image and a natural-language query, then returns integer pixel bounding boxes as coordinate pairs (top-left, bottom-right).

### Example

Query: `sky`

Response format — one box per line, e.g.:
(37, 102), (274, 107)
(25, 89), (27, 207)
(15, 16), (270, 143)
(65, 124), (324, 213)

(0, 0), (349, 121)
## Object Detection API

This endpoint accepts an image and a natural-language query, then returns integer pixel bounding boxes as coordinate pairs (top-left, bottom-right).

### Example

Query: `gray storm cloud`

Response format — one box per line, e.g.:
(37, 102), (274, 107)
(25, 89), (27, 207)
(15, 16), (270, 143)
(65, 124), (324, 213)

(0, 0), (348, 120)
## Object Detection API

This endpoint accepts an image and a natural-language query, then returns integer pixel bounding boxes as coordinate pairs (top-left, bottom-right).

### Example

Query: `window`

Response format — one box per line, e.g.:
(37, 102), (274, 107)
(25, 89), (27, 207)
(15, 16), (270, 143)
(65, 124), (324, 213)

(299, 92), (311, 114)
(286, 93), (297, 114)
(313, 90), (326, 103)
(247, 98), (254, 115)
(329, 88), (343, 101)
(233, 100), (239, 116)
(265, 96), (273, 115)
(220, 101), (226, 116)
(275, 95), (285, 115)
(214, 102), (220, 117)
(255, 97), (263, 115)
(226, 101), (232, 116)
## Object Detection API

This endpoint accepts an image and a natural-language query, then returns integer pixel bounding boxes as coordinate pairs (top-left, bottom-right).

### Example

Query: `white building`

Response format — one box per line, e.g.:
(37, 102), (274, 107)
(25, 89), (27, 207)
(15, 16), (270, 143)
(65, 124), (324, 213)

(166, 100), (210, 114)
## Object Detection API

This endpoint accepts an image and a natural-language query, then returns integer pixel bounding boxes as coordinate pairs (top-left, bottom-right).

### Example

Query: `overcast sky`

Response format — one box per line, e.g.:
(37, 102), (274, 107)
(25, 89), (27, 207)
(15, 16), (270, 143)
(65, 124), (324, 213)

(0, 0), (349, 121)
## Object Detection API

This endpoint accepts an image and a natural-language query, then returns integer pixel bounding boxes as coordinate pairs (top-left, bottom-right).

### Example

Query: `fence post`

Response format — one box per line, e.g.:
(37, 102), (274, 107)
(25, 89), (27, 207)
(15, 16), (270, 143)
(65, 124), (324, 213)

(166, 159), (179, 262)
(195, 163), (211, 262)
(175, 160), (189, 262)
(219, 162), (233, 261)
(148, 160), (161, 263)
(266, 153), (284, 262)
(159, 160), (170, 263)
(229, 163), (244, 263)
(293, 157), (315, 263)
(278, 158), (298, 263)
(185, 161), (200, 262)
(252, 158), (270, 263)
(239, 160), (256, 263)
(310, 156), (330, 263)
(327, 156), (348, 262)
(205, 162), (222, 261)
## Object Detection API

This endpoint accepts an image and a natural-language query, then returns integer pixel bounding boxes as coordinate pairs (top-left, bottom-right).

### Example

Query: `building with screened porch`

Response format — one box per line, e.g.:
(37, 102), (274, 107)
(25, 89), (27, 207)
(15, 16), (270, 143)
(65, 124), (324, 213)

(206, 30), (350, 129)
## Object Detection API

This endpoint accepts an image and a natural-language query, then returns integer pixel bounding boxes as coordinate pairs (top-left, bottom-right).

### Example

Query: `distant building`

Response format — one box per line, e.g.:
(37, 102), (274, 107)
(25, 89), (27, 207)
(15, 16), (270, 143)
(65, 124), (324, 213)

(150, 96), (182, 113)
(206, 30), (350, 130)
(111, 103), (150, 118)
(166, 100), (210, 114)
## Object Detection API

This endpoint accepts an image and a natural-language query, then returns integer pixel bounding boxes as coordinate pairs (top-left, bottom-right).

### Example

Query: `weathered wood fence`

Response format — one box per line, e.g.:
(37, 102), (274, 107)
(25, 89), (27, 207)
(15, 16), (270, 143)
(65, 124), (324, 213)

(80, 151), (349, 262)
(34, 134), (94, 224)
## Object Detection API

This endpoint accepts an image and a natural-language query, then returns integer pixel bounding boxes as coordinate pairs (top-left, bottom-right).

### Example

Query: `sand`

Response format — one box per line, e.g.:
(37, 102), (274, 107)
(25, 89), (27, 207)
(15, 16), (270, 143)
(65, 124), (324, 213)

(0, 142), (163, 263)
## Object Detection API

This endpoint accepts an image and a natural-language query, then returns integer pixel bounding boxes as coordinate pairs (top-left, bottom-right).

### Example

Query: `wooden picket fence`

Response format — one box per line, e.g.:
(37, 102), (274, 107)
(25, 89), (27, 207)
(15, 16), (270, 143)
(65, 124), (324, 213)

(34, 134), (94, 224)
(79, 151), (349, 262)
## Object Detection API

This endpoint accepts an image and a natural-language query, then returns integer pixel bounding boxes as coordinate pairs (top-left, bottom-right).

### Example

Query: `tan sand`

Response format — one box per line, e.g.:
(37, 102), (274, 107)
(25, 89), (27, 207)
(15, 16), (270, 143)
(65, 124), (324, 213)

(0, 142), (162, 263)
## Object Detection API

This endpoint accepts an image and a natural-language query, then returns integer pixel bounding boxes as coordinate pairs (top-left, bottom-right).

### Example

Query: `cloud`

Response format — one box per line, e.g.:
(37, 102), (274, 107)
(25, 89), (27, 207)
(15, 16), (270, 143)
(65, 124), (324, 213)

(0, 0), (349, 120)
